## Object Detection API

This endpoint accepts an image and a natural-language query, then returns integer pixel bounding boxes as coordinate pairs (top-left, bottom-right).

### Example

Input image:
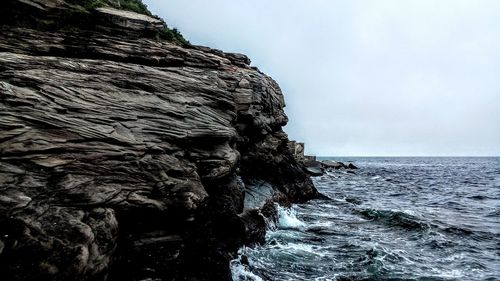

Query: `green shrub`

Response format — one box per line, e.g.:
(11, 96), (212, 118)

(65, 0), (188, 45)
(117, 0), (152, 15)
(66, 0), (150, 15)
(156, 19), (189, 45)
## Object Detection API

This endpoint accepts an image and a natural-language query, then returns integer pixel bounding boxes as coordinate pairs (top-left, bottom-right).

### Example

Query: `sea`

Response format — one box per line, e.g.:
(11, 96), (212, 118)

(231, 157), (500, 281)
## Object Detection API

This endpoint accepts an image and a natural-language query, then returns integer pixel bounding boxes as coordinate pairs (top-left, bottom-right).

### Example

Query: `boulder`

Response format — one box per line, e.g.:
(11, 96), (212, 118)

(347, 163), (359, 169)
(303, 155), (318, 166)
(305, 166), (324, 176)
(321, 160), (347, 169)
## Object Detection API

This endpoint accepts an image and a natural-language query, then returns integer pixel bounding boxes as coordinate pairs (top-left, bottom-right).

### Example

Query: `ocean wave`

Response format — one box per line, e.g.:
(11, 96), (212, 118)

(306, 225), (338, 236)
(425, 238), (459, 249)
(440, 225), (475, 236)
(356, 208), (430, 230)
(277, 205), (306, 229)
(467, 195), (494, 200)
(485, 209), (500, 217)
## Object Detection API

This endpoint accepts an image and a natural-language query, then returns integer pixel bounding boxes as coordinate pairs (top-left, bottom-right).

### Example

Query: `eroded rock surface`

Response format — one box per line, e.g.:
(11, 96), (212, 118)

(0, 1), (318, 280)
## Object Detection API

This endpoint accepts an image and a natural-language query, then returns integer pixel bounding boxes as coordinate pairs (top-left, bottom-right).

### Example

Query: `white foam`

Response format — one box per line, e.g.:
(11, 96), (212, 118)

(314, 277), (336, 281)
(277, 205), (305, 229)
(432, 269), (466, 279)
(285, 243), (327, 257)
(230, 261), (263, 281)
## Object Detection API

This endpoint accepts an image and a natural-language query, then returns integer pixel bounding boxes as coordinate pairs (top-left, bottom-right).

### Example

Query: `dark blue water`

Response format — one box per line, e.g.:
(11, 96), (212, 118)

(232, 157), (500, 281)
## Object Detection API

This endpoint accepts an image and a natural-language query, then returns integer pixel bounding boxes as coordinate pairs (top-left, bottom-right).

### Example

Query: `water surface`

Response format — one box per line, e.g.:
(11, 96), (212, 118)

(232, 157), (500, 280)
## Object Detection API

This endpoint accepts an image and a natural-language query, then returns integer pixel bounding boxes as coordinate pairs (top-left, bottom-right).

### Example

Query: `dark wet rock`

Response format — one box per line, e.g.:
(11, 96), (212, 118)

(347, 170), (356, 174)
(314, 192), (332, 200)
(320, 160), (359, 172)
(303, 155), (318, 166)
(305, 166), (324, 176)
(290, 148), (325, 176)
(301, 157), (324, 176)
(243, 180), (276, 210)
(240, 210), (267, 245)
(288, 141), (305, 161)
(321, 160), (347, 169)
(240, 255), (249, 266)
(260, 200), (279, 223)
(0, 1), (318, 280)
(347, 163), (359, 169)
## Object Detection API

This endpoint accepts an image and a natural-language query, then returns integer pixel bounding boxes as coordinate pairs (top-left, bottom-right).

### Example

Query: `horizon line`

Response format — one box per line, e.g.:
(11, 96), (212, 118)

(314, 155), (500, 158)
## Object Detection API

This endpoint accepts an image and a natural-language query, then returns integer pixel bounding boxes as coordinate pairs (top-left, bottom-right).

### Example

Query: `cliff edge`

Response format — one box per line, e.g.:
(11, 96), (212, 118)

(0, 1), (318, 280)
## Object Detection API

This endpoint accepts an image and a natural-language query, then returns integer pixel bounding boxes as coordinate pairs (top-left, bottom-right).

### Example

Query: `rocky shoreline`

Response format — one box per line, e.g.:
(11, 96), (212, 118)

(0, 1), (319, 280)
(287, 141), (358, 177)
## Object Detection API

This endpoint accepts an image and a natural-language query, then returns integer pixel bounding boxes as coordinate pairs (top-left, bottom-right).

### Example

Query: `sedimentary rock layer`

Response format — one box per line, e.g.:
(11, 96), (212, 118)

(0, 1), (317, 280)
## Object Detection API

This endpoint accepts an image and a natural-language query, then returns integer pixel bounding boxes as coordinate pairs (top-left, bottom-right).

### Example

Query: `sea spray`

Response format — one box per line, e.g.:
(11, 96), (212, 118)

(230, 204), (307, 280)
(230, 252), (263, 281)
(277, 205), (306, 229)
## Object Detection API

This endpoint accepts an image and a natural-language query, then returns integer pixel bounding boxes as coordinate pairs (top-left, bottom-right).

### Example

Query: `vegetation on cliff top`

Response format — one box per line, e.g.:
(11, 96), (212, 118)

(68, 0), (152, 15)
(2, 0), (188, 45)
(67, 0), (189, 45)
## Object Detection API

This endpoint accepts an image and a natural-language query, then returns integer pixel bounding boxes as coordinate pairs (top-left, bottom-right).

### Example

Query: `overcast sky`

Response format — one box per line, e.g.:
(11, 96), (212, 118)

(145, 0), (500, 156)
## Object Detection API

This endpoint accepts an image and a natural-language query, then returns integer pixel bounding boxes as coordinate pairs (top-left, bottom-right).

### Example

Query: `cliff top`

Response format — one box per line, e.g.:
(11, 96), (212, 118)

(1, 0), (189, 45)
(72, 0), (153, 15)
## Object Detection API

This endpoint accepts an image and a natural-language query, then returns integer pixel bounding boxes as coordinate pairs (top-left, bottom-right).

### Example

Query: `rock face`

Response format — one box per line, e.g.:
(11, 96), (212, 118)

(320, 160), (358, 170)
(0, 1), (318, 280)
(322, 160), (347, 170)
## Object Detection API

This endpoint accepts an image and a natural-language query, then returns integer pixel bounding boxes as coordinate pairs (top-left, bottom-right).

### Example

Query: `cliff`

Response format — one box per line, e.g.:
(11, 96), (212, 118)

(0, 1), (318, 280)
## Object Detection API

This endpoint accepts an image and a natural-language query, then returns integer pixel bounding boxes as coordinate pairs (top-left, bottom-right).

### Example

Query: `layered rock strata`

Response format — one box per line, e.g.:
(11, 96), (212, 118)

(0, 1), (318, 280)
